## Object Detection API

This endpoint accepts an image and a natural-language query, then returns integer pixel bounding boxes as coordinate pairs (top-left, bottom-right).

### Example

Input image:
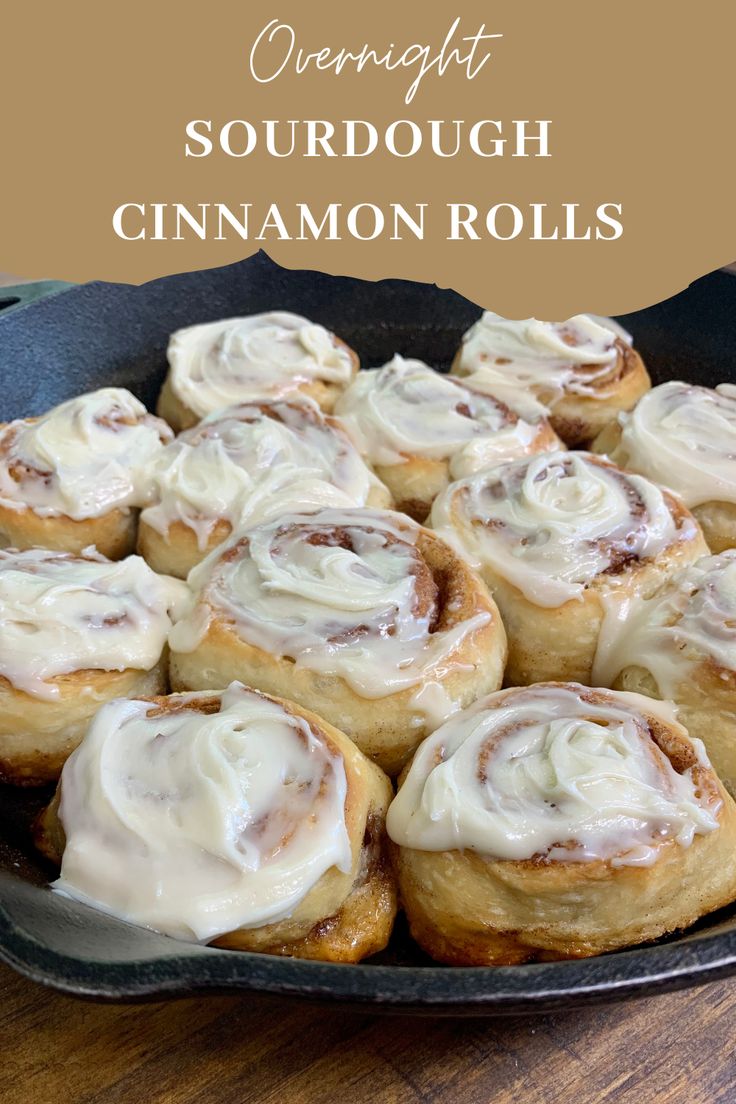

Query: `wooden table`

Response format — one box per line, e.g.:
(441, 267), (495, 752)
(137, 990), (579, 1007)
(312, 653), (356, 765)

(1, 267), (735, 1100)
(0, 962), (734, 1103)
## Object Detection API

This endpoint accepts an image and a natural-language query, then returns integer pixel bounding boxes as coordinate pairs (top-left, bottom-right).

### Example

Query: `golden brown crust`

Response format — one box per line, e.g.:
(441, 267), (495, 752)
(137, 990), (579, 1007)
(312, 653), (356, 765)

(169, 525), (507, 776)
(452, 339), (651, 448)
(156, 337), (360, 432)
(0, 500), (138, 559)
(0, 658), (169, 785)
(34, 686), (397, 962)
(391, 687), (736, 965)
(593, 420), (736, 554)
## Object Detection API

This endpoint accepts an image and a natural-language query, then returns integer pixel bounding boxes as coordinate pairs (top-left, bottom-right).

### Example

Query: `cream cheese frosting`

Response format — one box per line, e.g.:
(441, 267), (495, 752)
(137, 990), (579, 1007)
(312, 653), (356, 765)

(430, 451), (689, 607)
(167, 311), (355, 418)
(334, 355), (549, 476)
(455, 312), (624, 410)
(0, 548), (189, 699)
(593, 551), (736, 692)
(386, 684), (720, 867)
(0, 388), (172, 519)
(54, 683), (352, 942)
(140, 399), (386, 549)
(603, 381), (736, 508)
(169, 508), (490, 713)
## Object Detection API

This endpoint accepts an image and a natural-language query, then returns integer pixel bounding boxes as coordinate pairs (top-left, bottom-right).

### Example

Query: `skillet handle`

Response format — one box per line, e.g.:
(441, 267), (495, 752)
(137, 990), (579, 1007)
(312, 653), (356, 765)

(0, 280), (75, 318)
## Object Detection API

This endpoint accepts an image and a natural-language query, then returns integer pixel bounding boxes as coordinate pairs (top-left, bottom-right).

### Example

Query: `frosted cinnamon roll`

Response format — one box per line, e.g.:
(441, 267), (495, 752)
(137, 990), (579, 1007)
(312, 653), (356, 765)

(35, 682), (396, 961)
(594, 551), (736, 795)
(169, 508), (506, 776)
(430, 451), (707, 685)
(0, 388), (172, 559)
(387, 683), (736, 965)
(158, 312), (359, 431)
(0, 548), (188, 785)
(137, 398), (391, 578)
(333, 355), (561, 521)
(593, 382), (736, 553)
(452, 312), (650, 446)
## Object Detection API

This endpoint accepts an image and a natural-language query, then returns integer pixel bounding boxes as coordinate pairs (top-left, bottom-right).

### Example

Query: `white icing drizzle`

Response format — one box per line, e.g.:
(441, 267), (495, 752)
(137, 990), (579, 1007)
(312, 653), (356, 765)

(455, 312), (623, 409)
(169, 508), (491, 720)
(54, 683), (352, 942)
(140, 399), (385, 550)
(0, 548), (189, 700)
(334, 355), (549, 476)
(430, 452), (689, 607)
(606, 381), (736, 508)
(593, 551), (736, 693)
(386, 684), (720, 866)
(167, 311), (355, 418)
(0, 388), (171, 520)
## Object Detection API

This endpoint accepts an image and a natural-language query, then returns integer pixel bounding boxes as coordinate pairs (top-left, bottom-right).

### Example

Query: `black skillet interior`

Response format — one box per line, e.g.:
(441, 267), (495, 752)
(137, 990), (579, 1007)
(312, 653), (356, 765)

(0, 252), (735, 1015)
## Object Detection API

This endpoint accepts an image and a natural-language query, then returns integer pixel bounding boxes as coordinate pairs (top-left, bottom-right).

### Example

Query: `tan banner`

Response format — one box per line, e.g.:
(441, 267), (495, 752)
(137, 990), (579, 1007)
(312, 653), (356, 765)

(1, 0), (734, 315)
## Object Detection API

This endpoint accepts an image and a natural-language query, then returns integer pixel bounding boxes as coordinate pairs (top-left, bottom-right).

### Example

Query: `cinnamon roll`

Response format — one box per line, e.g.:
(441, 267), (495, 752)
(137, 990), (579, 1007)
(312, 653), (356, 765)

(430, 451), (707, 685)
(137, 398), (392, 578)
(387, 683), (736, 965)
(168, 508), (506, 776)
(0, 547), (188, 785)
(333, 355), (561, 521)
(158, 312), (359, 431)
(593, 382), (736, 553)
(452, 312), (650, 447)
(0, 388), (172, 558)
(35, 682), (396, 961)
(594, 550), (736, 796)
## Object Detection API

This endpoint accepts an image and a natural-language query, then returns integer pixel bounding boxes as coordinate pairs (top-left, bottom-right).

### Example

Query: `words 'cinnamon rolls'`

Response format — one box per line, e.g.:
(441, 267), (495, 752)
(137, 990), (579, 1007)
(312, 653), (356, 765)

(452, 312), (650, 447)
(35, 682), (396, 961)
(594, 550), (736, 796)
(169, 508), (506, 775)
(137, 398), (391, 578)
(387, 683), (736, 965)
(593, 381), (736, 553)
(430, 451), (707, 685)
(0, 388), (172, 559)
(158, 311), (359, 430)
(0, 547), (188, 784)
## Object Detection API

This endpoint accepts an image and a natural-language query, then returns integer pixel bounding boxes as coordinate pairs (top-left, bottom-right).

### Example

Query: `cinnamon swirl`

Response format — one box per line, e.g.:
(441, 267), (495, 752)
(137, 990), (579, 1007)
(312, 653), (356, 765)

(0, 548), (188, 784)
(137, 398), (392, 578)
(452, 312), (650, 447)
(430, 451), (707, 685)
(594, 550), (736, 796)
(158, 311), (359, 431)
(387, 683), (736, 965)
(334, 355), (561, 521)
(593, 381), (736, 553)
(0, 388), (172, 558)
(168, 508), (506, 776)
(35, 682), (396, 961)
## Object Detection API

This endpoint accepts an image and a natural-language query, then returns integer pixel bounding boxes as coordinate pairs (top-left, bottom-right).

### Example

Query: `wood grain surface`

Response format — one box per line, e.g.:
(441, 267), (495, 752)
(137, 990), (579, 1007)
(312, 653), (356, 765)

(0, 962), (734, 1104)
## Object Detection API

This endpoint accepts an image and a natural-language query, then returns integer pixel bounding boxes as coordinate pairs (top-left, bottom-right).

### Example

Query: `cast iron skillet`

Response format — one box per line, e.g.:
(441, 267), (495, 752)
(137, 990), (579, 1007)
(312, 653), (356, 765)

(0, 253), (735, 1015)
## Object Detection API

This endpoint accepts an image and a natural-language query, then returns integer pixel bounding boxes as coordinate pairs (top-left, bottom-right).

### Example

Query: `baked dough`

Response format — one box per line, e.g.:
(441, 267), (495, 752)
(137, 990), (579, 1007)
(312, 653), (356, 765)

(158, 312), (359, 430)
(387, 683), (736, 964)
(35, 682), (396, 962)
(0, 548), (187, 784)
(451, 312), (650, 447)
(593, 550), (736, 796)
(168, 507), (507, 775)
(334, 355), (561, 521)
(593, 381), (736, 553)
(137, 398), (391, 578)
(430, 451), (708, 685)
(0, 388), (172, 558)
